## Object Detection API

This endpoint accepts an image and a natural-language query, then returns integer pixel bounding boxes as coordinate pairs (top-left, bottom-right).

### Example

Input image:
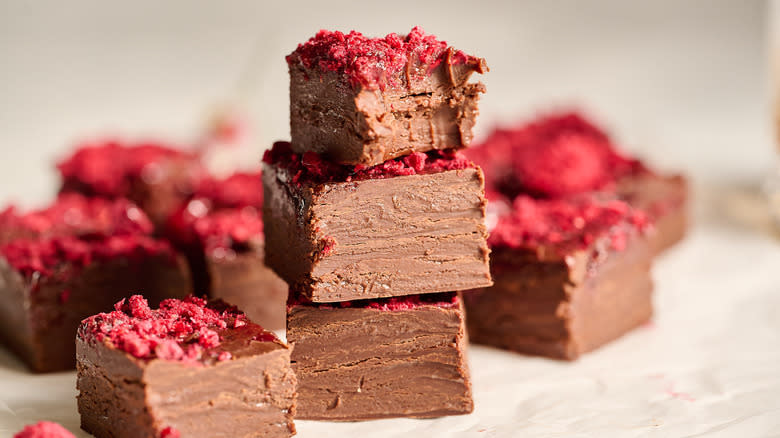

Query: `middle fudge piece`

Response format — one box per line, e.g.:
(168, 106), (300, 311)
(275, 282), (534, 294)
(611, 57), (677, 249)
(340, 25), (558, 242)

(263, 141), (491, 302)
(288, 292), (472, 420)
(77, 295), (296, 438)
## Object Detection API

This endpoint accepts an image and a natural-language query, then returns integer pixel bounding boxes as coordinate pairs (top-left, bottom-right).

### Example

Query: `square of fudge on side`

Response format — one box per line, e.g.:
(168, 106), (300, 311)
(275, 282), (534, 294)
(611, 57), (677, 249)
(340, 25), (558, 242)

(0, 195), (193, 372)
(262, 143), (492, 303)
(166, 179), (288, 330)
(76, 296), (296, 438)
(287, 27), (487, 166)
(287, 292), (472, 420)
(463, 196), (654, 360)
(57, 139), (204, 226)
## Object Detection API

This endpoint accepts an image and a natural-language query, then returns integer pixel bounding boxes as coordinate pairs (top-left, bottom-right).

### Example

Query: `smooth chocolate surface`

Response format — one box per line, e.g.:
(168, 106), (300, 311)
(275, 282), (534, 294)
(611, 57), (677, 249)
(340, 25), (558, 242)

(464, 234), (653, 360)
(207, 244), (288, 330)
(0, 255), (191, 373)
(263, 164), (492, 302)
(287, 293), (472, 420)
(77, 323), (296, 438)
(289, 62), (485, 166)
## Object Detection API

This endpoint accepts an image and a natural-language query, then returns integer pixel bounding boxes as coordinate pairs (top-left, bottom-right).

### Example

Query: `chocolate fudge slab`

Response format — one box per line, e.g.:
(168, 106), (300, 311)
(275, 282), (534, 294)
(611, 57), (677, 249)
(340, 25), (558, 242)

(165, 172), (288, 329)
(0, 195), (192, 372)
(463, 195), (653, 360)
(57, 139), (204, 226)
(288, 292), (472, 420)
(263, 142), (491, 302)
(77, 296), (296, 438)
(207, 245), (288, 330)
(0, 252), (191, 373)
(287, 27), (487, 166)
(464, 238), (652, 360)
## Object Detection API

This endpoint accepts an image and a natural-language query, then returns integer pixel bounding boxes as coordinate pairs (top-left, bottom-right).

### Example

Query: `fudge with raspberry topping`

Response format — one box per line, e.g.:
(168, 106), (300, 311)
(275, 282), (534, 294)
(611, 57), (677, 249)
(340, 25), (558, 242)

(0, 195), (191, 372)
(13, 421), (76, 438)
(287, 27), (487, 166)
(288, 292), (472, 420)
(76, 295), (296, 438)
(262, 141), (491, 302)
(463, 194), (654, 360)
(165, 171), (288, 329)
(57, 139), (204, 226)
(465, 112), (687, 254)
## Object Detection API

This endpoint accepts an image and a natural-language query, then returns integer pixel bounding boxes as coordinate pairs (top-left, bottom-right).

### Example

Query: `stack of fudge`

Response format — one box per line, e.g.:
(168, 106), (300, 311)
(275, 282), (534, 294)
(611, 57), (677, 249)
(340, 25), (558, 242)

(262, 27), (493, 420)
(463, 112), (687, 359)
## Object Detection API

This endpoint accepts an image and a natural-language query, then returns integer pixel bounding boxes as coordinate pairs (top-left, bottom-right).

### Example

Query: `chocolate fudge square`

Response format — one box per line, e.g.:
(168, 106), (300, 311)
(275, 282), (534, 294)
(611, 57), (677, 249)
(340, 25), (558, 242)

(288, 292), (472, 420)
(58, 139), (204, 226)
(77, 295), (296, 438)
(463, 195), (653, 360)
(465, 111), (687, 254)
(287, 27), (487, 166)
(262, 142), (491, 302)
(0, 195), (191, 372)
(166, 172), (288, 329)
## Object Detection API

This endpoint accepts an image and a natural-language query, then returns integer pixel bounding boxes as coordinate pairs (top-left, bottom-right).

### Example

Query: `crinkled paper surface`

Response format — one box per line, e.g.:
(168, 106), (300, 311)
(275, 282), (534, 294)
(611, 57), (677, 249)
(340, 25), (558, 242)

(1, 185), (779, 437)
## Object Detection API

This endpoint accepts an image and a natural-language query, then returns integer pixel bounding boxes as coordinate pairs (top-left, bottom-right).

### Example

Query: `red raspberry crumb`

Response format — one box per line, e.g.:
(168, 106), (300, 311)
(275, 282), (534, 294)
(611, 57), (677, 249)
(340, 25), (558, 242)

(160, 427), (180, 438)
(13, 421), (75, 438)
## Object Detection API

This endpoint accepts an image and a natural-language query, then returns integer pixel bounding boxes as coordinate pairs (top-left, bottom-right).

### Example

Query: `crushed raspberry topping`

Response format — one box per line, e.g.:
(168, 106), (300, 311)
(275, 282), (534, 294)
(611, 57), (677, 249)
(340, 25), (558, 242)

(79, 295), (277, 363)
(0, 194), (153, 243)
(287, 26), (483, 89)
(193, 171), (263, 210)
(263, 141), (474, 185)
(0, 235), (174, 278)
(13, 421), (75, 438)
(289, 292), (459, 310)
(57, 139), (200, 197)
(488, 194), (651, 252)
(466, 112), (644, 199)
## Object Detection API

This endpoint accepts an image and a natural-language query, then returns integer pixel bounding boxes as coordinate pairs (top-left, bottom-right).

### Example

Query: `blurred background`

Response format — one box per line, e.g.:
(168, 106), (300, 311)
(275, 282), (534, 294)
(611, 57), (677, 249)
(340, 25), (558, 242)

(0, 0), (771, 205)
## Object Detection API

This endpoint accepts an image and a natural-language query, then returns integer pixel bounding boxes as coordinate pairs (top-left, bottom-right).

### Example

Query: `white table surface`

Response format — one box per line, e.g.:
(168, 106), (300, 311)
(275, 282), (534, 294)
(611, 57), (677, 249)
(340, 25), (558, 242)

(1, 1), (779, 437)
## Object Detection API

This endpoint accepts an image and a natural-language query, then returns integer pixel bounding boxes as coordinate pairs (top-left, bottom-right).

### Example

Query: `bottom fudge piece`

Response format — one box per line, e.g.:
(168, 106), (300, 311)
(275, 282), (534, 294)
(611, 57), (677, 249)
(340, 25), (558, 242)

(464, 195), (653, 360)
(77, 295), (296, 438)
(287, 292), (472, 420)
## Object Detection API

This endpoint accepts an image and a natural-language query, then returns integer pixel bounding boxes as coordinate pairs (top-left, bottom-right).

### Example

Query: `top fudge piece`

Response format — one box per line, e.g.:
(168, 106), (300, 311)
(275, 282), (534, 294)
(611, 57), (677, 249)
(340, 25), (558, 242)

(465, 111), (687, 253)
(262, 142), (491, 302)
(287, 26), (488, 166)
(77, 295), (296, 438)
(57, 139), (204, 226)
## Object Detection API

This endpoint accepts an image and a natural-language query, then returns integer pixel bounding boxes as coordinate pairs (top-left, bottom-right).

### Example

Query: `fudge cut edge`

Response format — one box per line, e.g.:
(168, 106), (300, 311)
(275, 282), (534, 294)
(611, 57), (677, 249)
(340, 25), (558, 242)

(262, 164), (492, 302)
(287, 293), (473, 420)
(464, 234), (653, 360)
(289, 64), (486, 166)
